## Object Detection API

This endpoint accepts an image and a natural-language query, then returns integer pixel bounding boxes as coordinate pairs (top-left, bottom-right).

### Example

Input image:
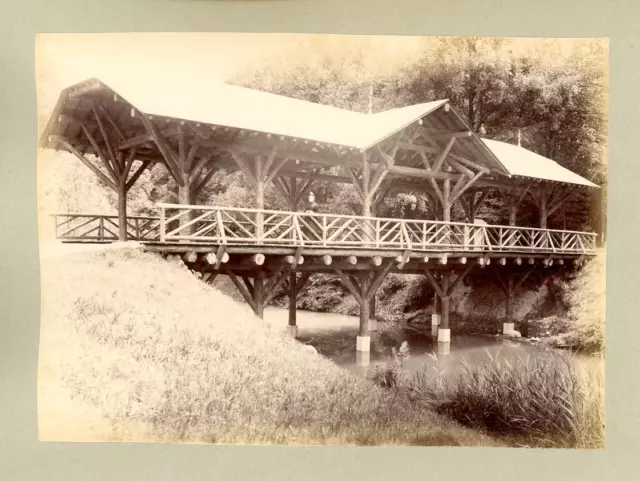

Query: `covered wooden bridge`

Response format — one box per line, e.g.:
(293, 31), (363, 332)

(40, 77), (599, 361)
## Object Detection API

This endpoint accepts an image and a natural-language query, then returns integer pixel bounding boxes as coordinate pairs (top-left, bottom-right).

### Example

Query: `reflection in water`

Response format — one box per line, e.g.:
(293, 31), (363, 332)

(299, 323), (557, 376)
(264, 307), (580, 377)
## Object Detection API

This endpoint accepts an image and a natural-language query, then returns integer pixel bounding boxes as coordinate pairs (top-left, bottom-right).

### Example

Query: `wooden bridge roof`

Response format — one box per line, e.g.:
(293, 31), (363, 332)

(482, 139), (598, 188)
(38, 76), (598, 194)
(39, 77), (510, 177)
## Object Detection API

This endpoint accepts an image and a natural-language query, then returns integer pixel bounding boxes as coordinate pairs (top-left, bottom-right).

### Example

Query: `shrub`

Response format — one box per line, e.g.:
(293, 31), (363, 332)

(560, 253), (606, 353)
(370, 341), (411, 389)
(408, 352), (604, 448)
(371, 365), (403, 389)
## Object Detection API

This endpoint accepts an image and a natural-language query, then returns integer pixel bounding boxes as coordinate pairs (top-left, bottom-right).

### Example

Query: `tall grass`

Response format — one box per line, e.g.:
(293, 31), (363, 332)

(408, 351), (604, 448)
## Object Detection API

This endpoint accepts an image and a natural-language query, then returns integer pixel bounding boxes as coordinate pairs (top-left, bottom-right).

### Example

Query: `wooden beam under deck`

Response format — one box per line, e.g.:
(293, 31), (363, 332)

(143, 243), (584, 261)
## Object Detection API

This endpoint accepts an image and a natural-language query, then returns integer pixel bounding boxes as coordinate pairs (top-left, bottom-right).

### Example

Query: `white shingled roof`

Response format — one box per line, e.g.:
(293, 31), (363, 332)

(99, 77), (447, 150)
(482, 138), (598, 188)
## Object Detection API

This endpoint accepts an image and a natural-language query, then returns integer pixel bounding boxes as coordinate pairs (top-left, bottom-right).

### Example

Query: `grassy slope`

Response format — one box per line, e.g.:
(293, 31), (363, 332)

(38, 246), (501, 446)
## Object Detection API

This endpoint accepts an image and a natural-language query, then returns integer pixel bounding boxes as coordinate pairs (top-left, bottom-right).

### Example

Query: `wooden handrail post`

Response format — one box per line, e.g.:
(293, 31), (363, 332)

(99, 216), (104, 241)
(256, 209), (264, 244)
(322, 215), (327, 247)
(159, 206), (166, 243)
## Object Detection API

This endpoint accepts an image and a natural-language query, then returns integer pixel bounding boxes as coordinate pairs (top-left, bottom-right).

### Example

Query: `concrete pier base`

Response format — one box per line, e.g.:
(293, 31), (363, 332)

(356, 335), (371, 352)
(356, 350), (371, 367)
(503, 322), (515, 335)
(286, 325), (298, 338)
(437, 341), (451, 356)
(437, 328), (451, 343)
(431, 324), (439, 337)
(431, 313), (441, 326)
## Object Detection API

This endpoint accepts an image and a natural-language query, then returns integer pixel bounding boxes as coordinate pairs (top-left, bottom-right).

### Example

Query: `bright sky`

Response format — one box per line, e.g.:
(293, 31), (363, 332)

(36, 33), (601, 125)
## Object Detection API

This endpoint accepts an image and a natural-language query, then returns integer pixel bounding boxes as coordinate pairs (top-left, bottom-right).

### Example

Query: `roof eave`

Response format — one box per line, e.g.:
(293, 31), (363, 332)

(358, 100), (448, 153)
(445, 106), (512, 177)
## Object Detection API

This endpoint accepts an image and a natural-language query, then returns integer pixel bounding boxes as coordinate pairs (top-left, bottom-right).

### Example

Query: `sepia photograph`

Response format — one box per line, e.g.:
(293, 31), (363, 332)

(36, 33), (607, 448)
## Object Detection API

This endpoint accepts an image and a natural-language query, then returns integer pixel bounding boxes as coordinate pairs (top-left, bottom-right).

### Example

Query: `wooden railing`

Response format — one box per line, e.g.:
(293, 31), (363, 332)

(52, 213), (161, 242)
(155, 203), (598, 255)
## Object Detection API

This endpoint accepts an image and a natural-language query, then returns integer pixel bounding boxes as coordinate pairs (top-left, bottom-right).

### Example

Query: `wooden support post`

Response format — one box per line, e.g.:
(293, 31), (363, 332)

(288, 271), (297, 335)
(424, 265), (473, 346)
(441, 274), (451, 330)
(254, 271), (265, 319)
(336, 260), (394, 358)
(284, 272), (310, 338)
(494, 266), (536, 336)
(359, 274), (371, 338)
(117, 176), (127, 241)
(539, 184), (549, 230)
(255, 156), (265, 243)
(442, 178), (451, 223)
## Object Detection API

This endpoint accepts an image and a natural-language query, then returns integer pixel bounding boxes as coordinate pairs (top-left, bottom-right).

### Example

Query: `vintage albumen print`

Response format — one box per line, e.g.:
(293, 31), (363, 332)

(37, 33), (606, 447)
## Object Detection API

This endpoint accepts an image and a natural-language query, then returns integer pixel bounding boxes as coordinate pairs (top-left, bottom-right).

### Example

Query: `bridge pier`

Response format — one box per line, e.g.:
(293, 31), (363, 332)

(431, 294), (441, 330)
(285, 272), (311, 339)
(335, 259), (395, 366)
(287, 272), (298, 338)
(494, 265), (537, 337)
(424, 265), (474, 354)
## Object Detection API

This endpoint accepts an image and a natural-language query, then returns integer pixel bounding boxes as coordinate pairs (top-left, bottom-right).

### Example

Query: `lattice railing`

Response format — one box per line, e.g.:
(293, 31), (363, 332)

(156, 203), (597, 254)
(52, 213), (161, 242)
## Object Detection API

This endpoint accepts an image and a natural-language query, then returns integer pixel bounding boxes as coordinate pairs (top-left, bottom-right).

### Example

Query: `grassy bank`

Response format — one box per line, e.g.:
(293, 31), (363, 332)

(38, 245), (501, 446)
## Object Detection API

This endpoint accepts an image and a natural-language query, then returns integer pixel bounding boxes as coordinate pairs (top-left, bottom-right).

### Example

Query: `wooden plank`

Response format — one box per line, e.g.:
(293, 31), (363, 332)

(189, 153), (215, 185)
(335, 269), (363, 305)
(91, 105), (121, 175)
(58, 138), (117, 191)
(548, 190), (575, 217)
(433, 136), (457, 173)
(79, 123), (118, 181)
(396, 249), (412, 269)
(228, 272), (257, 312)
(264, 269), (290, 305)
(365, 259), (395, 299)
(446, 157), (475, 178)
(125, 159), (150, 192)
(195, 161), (219, 195)
(141, 116), (183, 185)
(292, 169), (320, 207)
(450, 172), (484, 204)
(423, 270), (445, 299)
(347, 168), (365, 201)
(242, 276), (255, 297)
(96, 104), (126, 141)
(367, 165), (390, 202)
(123, 148), (138, 180)
(295, 272), (312, 294)
(515, 266), (536, 290)
(450, 154), (491, 174)
(229, 149), (257, 185)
